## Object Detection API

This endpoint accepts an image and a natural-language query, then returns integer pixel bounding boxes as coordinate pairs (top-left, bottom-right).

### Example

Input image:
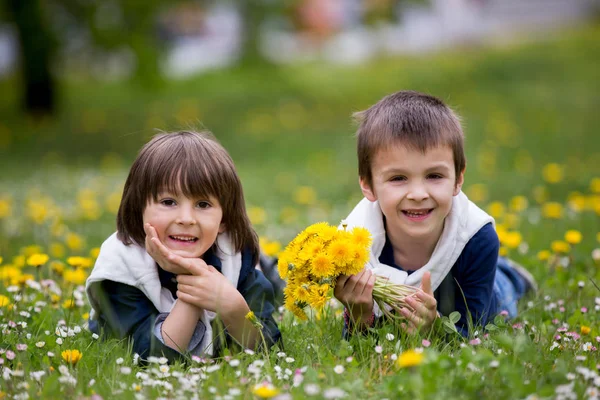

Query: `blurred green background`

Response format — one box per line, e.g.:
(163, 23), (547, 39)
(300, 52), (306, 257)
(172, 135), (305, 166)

(0, 1), (599, 259)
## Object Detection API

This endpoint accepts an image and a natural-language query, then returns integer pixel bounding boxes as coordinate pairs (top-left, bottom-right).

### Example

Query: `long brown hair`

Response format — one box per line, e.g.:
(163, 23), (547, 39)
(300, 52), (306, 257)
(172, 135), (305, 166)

(116, 131), (259, 264)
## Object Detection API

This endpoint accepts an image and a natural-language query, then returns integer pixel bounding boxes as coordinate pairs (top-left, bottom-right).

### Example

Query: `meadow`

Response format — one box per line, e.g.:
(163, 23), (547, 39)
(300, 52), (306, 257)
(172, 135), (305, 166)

(0, 24), (599, 399)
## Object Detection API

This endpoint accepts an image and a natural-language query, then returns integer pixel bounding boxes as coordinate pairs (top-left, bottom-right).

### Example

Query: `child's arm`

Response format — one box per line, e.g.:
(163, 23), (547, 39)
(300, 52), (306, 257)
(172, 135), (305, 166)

(334, 268), (376, 327)
(147, 232), (261, 350)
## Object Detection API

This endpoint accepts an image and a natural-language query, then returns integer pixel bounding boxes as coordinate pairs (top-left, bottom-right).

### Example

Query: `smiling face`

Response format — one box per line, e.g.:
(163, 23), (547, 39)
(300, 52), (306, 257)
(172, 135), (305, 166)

(142, 191), (225, 259)
(360, 143), (464, 246)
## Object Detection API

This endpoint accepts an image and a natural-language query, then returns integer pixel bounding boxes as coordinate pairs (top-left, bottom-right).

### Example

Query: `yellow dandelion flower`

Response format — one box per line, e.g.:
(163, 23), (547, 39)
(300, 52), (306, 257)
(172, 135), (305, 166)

(0, 294), (11, 307)
(0, 266), (21, 282)
(22, 245), (44, 257)
(89, 247), (101, 259)
(0, 256), (2, 265)
(551, 240), (570, 254)
(65, 232), (84, 251)
(542, 202), (564, 219)
(299, 241), (324, 262)
(564, 230), (582, 245)
(567, 192), (585, 212)
(311, 254), (335, 278)
(66, 256), (93, 269)
(12, 274), (34, 286)
(62, 299), (75, 309)
(50, 261), (65, 274)
(537, 250), (551, 261)
(580, 325), (591, 335)
(277, 256), (293, 280)
(466, 183), (488, 203)
(63, 268), (87, 285)
(50, 243), (66, 258)
(61, 349), (83, 365)
(542, 163), (564, 184)
(26, 253), (49, 267)
(347, 246), (369, 275)
(501, 231), (522, 249)
(286, 300), (307, 321)
(307, 284), (330, 310)
(487, 201), (506, 219)
(13, 255), (25, 268)
(248, 206), (266, 225)
(293, 186), (317, 205)
(509, 196), (529, 212)
(396, 349), (424, 368)
(350, 226), (372, 248)
(294, 284), (311, 303)
(328, 239), (353, 267)
(252, 382), (279, 398)
(499, 246), (508, 257)
(590, 177), (600, 194)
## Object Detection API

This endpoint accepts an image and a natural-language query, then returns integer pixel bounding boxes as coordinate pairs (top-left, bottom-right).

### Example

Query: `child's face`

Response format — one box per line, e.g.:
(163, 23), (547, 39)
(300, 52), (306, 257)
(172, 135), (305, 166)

(142, 191), (225, 259)
(360, 143), (464, 244)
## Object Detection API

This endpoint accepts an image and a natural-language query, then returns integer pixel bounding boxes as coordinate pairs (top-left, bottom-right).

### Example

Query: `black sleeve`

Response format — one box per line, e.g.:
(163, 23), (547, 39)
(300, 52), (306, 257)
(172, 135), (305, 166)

(236, 269), (282, 349)
(92, 280), (185, 362)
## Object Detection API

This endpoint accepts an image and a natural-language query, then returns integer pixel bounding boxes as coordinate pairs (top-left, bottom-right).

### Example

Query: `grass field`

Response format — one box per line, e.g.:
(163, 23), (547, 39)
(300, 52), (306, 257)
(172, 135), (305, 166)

(0, 24), (599, 399)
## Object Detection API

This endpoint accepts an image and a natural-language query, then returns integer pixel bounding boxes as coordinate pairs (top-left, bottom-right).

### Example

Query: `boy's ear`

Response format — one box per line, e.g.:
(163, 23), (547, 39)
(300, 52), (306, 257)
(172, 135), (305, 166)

(218, 222), (226, 234)
(359, 177), (377, 202)
(453, 168), (465, 196)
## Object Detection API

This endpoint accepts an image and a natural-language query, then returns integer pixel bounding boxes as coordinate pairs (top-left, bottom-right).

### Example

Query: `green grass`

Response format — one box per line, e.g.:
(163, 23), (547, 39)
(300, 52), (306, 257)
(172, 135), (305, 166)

(0, 24), (599, 399)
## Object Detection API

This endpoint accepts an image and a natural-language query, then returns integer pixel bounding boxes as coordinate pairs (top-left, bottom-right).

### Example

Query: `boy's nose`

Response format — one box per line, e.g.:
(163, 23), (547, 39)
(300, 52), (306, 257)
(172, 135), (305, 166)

(406, 184), (429, 202)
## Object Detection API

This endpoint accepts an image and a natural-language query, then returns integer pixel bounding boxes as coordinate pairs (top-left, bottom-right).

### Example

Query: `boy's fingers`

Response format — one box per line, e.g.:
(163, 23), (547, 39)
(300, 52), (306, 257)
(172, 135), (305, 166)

(414, 291), (437, 310)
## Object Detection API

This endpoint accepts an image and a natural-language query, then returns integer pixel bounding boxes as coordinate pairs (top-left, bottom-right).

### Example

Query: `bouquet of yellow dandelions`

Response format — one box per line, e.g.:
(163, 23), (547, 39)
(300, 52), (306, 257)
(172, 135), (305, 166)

(278, 221), (422, 322)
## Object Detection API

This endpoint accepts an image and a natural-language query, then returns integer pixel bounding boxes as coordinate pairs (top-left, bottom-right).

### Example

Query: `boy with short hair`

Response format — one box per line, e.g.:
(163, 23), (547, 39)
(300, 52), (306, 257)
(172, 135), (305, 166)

(334, 90), (535, 336)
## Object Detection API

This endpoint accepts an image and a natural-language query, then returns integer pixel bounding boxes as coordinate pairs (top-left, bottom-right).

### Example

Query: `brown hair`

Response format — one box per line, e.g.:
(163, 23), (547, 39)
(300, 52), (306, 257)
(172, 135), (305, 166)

(355, 90), (466, 187)
(116, 131), (259, 264)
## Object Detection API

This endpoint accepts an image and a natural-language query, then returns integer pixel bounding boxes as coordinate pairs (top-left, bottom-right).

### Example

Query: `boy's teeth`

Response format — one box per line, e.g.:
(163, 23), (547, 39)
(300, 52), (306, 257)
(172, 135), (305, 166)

(406, 210), (427, 216)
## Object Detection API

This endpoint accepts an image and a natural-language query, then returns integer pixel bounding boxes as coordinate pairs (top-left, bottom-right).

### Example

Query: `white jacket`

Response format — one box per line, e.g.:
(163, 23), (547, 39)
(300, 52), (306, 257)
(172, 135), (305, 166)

(86, 232), (241, 356)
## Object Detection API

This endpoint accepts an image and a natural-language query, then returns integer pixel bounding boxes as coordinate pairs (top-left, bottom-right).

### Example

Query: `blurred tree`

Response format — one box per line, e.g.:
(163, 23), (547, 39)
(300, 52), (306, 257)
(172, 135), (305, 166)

(6, 0), (56, 115)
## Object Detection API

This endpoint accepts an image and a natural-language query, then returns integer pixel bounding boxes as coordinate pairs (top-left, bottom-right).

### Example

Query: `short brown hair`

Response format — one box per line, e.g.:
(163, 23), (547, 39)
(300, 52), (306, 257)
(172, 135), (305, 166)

(117, 131), (259, 264)
(356, 90), (466, 187)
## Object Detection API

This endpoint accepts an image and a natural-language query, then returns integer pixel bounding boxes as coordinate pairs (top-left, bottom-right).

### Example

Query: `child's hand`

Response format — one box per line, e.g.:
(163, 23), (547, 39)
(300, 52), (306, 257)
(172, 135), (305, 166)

(176, 264), (244, 317)
(334, 269), (376, 326)
(144, 223), (194, 275)
(400, 271), (438, 334)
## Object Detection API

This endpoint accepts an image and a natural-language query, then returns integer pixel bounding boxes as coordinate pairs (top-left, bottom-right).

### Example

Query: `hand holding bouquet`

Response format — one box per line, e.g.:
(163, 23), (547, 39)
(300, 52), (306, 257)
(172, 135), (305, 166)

(278, 221), (422, 322)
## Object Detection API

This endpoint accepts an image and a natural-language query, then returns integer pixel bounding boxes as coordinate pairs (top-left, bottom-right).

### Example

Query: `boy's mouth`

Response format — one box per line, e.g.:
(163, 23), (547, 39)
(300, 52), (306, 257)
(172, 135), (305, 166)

(401, 209), (434, 218)
(169, 235), (198, 243)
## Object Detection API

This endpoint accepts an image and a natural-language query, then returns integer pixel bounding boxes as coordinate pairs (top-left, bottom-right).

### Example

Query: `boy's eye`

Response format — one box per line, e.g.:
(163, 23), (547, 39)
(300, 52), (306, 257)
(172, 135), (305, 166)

(160, 199), (176, 206)
(428, 174), (443, 179)
(197, 201), (211, 209)
(390, 176), (406, 182)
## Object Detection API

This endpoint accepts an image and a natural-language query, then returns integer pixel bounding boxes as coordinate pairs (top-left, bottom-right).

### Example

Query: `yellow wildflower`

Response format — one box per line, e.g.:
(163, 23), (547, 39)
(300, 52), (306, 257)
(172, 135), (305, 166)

(564, 230), (582, 245)
(63, 269), (87, 285)
(50, 261), (65, 275)
(551, 240), (571, 254)
(0, 266), (21, 282)
(542, 202), (564, 219)
(537, 250), (551, 261)
(293, 284), (311, 303)
(89, 247), (101, 259)
(567, 192), (585, 212)
(307, 284), (330, 310)
(12, 274), (34, 286)
(62, 299), (75, 309)
(533, 185), (548, 204)
(347, 246), (369, 275)
(65, 232), (84, 251)
(350, 226), (372, 248)
(396, 349), (424, 368)
(50, 243), (66, 258)
(580, 326), (591, 335)
(61, 349), (83, 365)
(0, 294), (10, 307)
(66, 256), (93, 268)
(252, 382), (279, 398)
(487, 201), (505, 219)
(499, 246), (508, 257)
(311, 254), (335, 278)
(248, 206), (266, 225)
(293, 186), (317, 205)
(22, 245), (43, 257)
(328, 239), (353, 266)
(509, 196), (529, 212)
(590, 177), (600, 193)
(0, 197), (12, 218)
(542, 163), (564, 184)
(465, 183), (488, 203)
(501, 231), (522, 249)
(26, 253), (49, 267)
(0, 256), (2, 265)
(279, 206), (298, 224)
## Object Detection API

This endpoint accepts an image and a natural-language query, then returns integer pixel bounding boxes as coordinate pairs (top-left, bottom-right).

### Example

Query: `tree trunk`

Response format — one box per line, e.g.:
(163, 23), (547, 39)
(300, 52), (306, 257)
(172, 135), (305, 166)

(8, 0), (56, 115)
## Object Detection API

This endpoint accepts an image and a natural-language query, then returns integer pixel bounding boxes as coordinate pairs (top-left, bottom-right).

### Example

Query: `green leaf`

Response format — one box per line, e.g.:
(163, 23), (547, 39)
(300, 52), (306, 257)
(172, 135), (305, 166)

(449, 311), (461, 324)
